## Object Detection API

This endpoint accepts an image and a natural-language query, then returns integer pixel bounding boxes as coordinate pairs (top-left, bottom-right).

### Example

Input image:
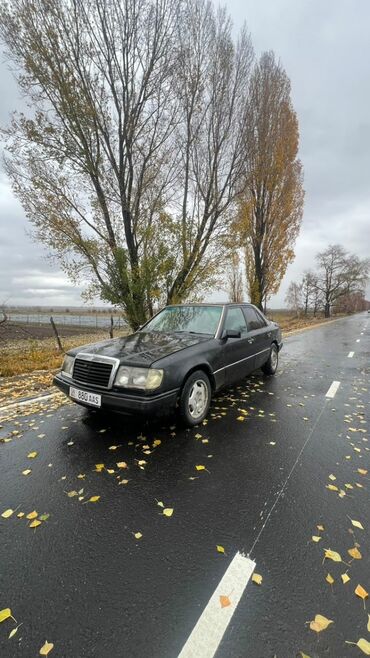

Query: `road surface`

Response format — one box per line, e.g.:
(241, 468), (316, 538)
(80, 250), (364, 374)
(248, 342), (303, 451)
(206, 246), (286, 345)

(0, 313), (369, 658)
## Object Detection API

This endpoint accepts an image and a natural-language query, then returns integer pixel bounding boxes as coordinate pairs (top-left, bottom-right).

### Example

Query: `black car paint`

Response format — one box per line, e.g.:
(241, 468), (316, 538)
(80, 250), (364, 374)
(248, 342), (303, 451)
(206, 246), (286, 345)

(53, 304), (282, 417)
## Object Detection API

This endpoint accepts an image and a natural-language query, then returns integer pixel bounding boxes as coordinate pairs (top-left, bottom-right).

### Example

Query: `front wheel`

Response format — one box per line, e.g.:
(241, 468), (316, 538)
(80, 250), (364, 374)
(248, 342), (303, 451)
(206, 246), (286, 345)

(262, 344), (278, 375)
(178, 370), (211, 427)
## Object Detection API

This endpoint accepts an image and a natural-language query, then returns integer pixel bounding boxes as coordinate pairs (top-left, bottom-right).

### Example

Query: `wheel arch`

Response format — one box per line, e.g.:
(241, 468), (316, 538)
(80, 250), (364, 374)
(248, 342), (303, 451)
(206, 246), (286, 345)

(181, 363), (216, 393)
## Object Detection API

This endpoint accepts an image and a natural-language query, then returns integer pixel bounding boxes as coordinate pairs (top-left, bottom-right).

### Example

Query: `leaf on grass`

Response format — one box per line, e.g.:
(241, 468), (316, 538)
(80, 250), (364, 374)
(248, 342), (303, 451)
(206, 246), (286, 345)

(216, 545), (225, 554)
(26, 510), (38, 520)
(117, 462), (128, 469)
(29, 519), (42, 528)
(326, 573), (334, 585)
(345, 639), (370, 655)
(0, 608), (12, 623)
(1, 509), (14, 519)
(163, 508), (173, 517)
(87, 496), (100, 503)
(134, 532), (142, 540)
(195, 465), (205, 471)
(348, 547), (362, 560)
(324, 549), (342, 562)
(341, 573), (350, 584)
(312, 536), (321, 542)
(309, 614), (333, 633)
(252, 573), (262, 585)
(39, 641), (54, 656)
(350, 519), (364, 530)
(28, 451), (38, 459)
(355, 584), (368, 602)
(219, 595), (231, 608)
(22, 469), (31, 476)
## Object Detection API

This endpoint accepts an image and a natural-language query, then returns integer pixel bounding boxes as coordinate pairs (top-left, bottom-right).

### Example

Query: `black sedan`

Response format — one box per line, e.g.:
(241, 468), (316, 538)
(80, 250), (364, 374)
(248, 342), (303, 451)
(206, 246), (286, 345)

(53, 303), (282, 426)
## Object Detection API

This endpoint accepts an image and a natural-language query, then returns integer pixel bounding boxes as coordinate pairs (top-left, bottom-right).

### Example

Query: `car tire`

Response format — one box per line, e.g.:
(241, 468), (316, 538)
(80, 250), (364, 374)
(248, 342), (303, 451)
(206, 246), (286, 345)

(178, 370), (211, 427)
(262, 343), (278, 375)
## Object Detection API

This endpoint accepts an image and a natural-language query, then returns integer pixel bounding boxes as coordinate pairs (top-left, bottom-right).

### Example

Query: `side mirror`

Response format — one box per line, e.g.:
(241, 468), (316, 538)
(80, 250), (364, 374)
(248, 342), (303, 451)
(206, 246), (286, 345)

(224, 328), (241, 339)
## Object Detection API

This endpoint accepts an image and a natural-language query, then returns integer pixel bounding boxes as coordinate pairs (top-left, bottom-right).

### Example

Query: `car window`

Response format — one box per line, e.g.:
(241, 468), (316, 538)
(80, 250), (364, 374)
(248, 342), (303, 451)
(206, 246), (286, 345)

(243, 307), (266, 331)
(142, 305), (222, 335)
(224, 307), (248, 336)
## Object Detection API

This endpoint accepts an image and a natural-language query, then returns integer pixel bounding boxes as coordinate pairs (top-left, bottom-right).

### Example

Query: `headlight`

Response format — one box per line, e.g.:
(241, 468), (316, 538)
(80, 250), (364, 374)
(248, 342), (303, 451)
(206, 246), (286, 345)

(115, 366), (163, 391)
(62, 354), (74, 377)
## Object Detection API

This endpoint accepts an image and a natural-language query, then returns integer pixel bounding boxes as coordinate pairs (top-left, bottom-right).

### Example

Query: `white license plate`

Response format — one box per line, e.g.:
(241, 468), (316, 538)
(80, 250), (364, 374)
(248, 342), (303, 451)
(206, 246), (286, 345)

(69, 386), (101, 407)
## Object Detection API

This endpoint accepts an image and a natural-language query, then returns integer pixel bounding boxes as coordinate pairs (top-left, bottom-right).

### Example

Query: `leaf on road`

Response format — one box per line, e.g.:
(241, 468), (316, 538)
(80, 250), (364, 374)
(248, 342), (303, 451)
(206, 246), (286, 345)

(326, 484), (338, 491)
(28, 451), (38, 459)
(341, 573), (351, 584)
(95, 464), (105, 471)
(39, 641), (54, 656)
(219, 595), (231, 608)
(26, 510), (38, 520)
(22, 469), (31, 476)
(134, 532), (142, 540)
(326, 574), (334, 585)
(77, 474), (86, 479)
(312, 536), (321, 542)
(17, 512), (24, 518)
(1, 509), (14, 519)
(67, 491), (78, 498)
(317, 525), (325, 532)
(117, 462), (128, 469)
(0, 608), (12, 623)
(350, 519), (364, 530)
(348, 547), (362, 560)
(216, 545), (225, 554)
(87, 496), (100, 503)
(355, 584), (368, 604)
(367, 614), (370, 632)
(163, 508), (173, 517)
(299, 653), (311, 658)
(29, 519), (42, 528)
(324, 549), (342, 562)
(358, 468), (367, 475)
(309, 614), (333, 633)
(8, 624), (21, 639)
(252, 573), (262, 585)
(195, 465), (205, 471)
(108, 445), (118, 450)
(39, 514), (50, 521)
(345, 639), (370, 655)
(328, 474), (336, 481)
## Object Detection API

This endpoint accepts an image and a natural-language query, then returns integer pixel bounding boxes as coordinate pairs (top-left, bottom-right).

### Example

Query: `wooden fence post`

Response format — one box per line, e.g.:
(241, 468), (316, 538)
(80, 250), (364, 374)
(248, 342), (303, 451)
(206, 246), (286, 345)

(50, 316), (63, 353)
(109, 316), (114, 339)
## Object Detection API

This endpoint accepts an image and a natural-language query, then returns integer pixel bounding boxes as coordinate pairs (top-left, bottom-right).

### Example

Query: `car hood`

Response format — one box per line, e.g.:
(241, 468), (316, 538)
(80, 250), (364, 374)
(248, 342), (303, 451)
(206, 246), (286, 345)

(69, 331), (211, 367)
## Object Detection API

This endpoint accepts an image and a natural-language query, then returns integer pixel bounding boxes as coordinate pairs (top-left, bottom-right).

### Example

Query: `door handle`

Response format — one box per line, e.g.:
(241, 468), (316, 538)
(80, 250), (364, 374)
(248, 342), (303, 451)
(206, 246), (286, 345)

(248, 338), (255, 344)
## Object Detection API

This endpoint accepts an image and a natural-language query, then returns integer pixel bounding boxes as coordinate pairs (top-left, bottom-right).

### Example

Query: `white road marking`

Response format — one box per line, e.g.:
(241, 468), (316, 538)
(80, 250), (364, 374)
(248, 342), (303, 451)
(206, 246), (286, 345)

(348, 351), (354, 358)
(178, 552), (255, 658)
(325, 381), (341, 398)
(356, 338), (360, 342)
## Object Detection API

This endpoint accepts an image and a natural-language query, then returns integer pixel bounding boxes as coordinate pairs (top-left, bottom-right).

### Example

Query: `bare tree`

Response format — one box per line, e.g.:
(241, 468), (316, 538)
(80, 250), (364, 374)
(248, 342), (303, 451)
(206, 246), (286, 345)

(301, 270), (318, 316)
(315, 245), (369, 317)
(236, 51), (304, 310)
(227, 253), (244, 302)
(285, 281), (302, 317)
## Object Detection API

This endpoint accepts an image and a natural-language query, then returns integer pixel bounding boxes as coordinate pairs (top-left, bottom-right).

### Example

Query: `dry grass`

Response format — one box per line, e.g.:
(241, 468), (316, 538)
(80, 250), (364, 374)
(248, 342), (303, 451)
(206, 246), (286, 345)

(267, 311), (343, 334)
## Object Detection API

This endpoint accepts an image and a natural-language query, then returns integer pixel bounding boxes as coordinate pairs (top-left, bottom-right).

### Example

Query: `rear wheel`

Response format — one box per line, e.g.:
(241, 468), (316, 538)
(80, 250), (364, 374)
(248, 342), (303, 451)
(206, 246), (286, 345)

(262, 344), (278, 375)
(178, 370), (211, 427)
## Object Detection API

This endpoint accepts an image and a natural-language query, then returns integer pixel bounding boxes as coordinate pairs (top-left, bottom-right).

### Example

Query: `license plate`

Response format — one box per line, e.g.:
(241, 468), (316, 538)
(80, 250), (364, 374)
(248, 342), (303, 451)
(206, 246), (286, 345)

(69, 386), (101, 407)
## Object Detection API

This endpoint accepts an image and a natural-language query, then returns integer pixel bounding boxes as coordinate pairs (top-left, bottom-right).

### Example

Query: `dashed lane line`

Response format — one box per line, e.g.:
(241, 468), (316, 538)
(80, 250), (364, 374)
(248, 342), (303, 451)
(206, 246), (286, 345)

(325, 381), (341, 398)
(178, 552), (255, 658)
(348, 351), (355, 358)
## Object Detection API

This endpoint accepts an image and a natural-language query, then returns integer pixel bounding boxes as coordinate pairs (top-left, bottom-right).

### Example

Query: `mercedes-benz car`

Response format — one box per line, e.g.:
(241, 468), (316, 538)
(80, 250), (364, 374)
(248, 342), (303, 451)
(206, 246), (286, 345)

(53, 303), (282, 426)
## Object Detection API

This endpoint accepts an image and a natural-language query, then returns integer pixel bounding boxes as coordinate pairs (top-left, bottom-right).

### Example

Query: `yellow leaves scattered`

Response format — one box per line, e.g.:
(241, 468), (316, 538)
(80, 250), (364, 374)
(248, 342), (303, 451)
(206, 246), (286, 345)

(326, 484), (338, 492)
(117, 462), (128, 469)
(27, 451), (38, 459)
(95, 464), (104, 472)
(195, 465), (205, 471)
(134, 532), (142, 540)
(86, 496), (100, 503)
(163, 508), (173, 517)
(355, 584), (368, 606)
(26, 510), (38, 520)
(252, 573), (262, 585)
(341, 573), (351, 584)
(348, 547), (362, 560)
(219, 595), (231, 608)
(358, 468), (367, 475)
(345, 639), (370, 655)
(312, 536), (321, 543)
(317, 525), (325, 532)
(324, 548), (342, 563)
(309, 614), (333, 633)
(350, 519), (364, 530)
(237, 416), (245, 421)
(108, 445), (118, 450)
(328, 474), (336, 481)
(0, 608), (12, 623)
(39, 641), (54, 656)
(67, 490), (78, 498)
(22, 469), (31, 476)
(326, 573), (334, 585)
(29, 520), (42, 529)
(1, 509), (14, 519)
(216, 545), (225, 554)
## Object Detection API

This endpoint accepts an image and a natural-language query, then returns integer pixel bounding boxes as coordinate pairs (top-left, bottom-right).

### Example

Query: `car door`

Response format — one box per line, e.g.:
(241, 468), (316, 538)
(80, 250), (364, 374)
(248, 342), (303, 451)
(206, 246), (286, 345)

(222, 306), (256, 385)
(243, 306), (272, 369)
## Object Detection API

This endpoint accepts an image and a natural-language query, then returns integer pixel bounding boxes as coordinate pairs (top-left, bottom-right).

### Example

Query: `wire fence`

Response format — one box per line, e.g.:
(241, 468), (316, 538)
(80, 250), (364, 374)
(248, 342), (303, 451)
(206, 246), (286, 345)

(7, 313), (127, 329)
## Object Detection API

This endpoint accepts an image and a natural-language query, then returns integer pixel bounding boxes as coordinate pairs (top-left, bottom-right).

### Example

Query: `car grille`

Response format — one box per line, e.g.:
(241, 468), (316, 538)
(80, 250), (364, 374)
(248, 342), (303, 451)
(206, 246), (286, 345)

(73, 358), (113, 388)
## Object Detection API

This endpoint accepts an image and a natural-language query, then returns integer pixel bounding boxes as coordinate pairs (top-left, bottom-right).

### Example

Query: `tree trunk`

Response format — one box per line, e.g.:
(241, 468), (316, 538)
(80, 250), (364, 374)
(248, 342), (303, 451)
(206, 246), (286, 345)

(324, 302), (330, 318)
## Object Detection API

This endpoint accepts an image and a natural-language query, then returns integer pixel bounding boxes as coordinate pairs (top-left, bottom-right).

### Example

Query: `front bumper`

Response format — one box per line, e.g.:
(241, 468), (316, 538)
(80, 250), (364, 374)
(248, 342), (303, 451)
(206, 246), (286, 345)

(53, 374), (179, 418)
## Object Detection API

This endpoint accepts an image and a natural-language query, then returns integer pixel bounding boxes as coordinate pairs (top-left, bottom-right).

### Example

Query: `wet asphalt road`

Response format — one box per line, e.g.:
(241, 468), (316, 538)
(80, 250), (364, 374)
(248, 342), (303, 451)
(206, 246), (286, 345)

(0, 314), (369, 658)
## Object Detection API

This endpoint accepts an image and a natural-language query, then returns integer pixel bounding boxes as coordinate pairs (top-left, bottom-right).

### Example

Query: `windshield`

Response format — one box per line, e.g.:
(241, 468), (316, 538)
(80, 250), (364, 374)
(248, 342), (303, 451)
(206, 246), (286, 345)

(142, 305), (223, 335)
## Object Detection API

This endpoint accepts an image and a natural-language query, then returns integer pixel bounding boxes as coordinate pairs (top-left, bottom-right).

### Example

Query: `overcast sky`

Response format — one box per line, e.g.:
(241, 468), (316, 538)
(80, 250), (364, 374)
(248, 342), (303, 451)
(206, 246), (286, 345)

(1, 0), (370, 308)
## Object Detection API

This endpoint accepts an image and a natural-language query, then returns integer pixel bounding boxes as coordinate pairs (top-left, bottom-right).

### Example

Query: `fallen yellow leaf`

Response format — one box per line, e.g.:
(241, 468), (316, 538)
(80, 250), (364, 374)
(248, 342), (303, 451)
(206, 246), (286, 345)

(87, 496), (100, 503)
(252, 573), (262, 585)
(67, 490), (78, 498)
(29, 520), (42, 528)
(8, 625), (20, 639)
(163, 508), (173, 517)
(317, 525), (325, 532)
(219, 595), (231, 608)
(367, 614), (370, 633)
(0, 608), (12, 623)
(22, 469), (31, 476)
(26, 510), (38, 520)
(341, 573), (351, 584)
(358, 468), (367, 475)
(28, 451), (38, 459)
(355, 584), (368, 602)
(309, 614), (333, 633)
(350, 519), (364, 530)
(326, 484), (338, 491)
(324, 548), (342, 562)
(195, 465), (205, 471)
(109, 445), (118, 450)
(117, 462), (128, 469)
(39, 641), (54, 656)
(95, 464), (104, 471)
(312, 536), (321, 542)
(1, 509), (14, 519)
(17, 512), (24, 518)
(326, 573), (334, 585)
(348, 547), (362, 560)
(328, 474), (336, 481)
(345, 639), (370, 655)
(216, 545), (225, 554)
(134, 532), (142, 540)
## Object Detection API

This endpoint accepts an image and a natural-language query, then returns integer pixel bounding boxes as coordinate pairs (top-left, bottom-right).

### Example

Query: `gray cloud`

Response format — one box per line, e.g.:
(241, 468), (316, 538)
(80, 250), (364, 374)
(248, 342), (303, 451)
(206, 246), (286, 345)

(1, 0), (370, 307)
